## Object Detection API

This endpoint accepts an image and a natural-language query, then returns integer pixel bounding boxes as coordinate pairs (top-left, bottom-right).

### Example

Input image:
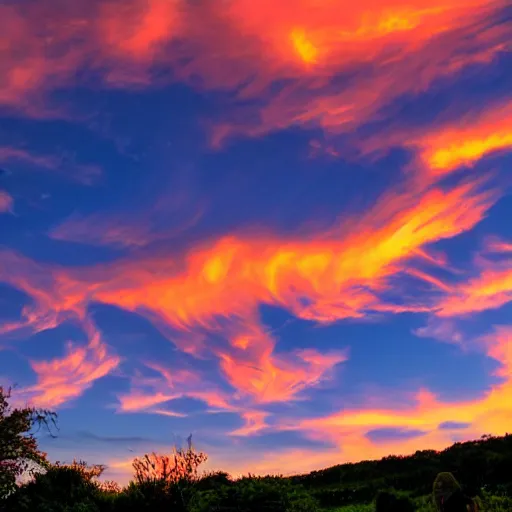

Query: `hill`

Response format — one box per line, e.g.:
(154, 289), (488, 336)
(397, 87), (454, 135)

(291, 433), (512, 508)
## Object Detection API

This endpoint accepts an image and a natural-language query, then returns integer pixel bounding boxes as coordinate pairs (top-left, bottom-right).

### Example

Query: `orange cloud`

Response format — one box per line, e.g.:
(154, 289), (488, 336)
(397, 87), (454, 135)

(154, 323), (511, 477)
(434, 242), (512, 317)
(0, 177), (500, 426)
(117, 361), (235, 415)
(1, 0), (508, 152)
(435, 265), (512, 317)
(283, 326), (512, 464)
(230, 411), (269, 437)
(209, 0), (507, 145)
(2, 177), (497, 348)
(416, 101), (512, 174)
(117, 336), (344, 422)
(17, 326), (120, 408)
(0, 190), (13, 213)
(217, 326), (346, 404)
(484, 237), (512, 254)
(100, 0), (179, 60)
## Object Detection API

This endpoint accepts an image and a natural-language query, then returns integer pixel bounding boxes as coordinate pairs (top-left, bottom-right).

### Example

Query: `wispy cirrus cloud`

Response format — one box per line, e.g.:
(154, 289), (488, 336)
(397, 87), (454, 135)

(1, 0), (511, 477)
(414, 101), (512, 175)
(14, 325), (120, 408)
(435, 245), (512, 317)
(1, 0), (509, 149)
(0, 146), (101, 184)
(0, 174), (499, 420)
(413, 317), (463, 344)
(266, 326), (512, 467)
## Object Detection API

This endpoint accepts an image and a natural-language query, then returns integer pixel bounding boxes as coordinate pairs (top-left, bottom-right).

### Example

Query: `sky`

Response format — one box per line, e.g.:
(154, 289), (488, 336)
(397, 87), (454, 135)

(0, 0), (511, 485)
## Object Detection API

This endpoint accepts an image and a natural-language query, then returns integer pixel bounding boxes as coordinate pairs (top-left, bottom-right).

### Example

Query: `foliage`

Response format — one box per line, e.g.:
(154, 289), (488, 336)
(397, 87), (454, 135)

(189, 475), (319, 512)
(3, 462), (102, 511)
(132, 435), (207, 485)
(330, 504), (374, 512)
(475, 489), (512, 512)
(375, 489), (415, 512)
(293, 433), (512, 504)
(0, 386), (57, 500)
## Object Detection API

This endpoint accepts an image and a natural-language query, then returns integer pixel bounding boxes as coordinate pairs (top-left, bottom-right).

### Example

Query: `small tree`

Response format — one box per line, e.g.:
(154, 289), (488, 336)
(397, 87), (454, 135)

(132, 435), (207, 485)
(4, 459), (105, 511)
(53, 459), (105, 482)
(0, 386), (57, 499)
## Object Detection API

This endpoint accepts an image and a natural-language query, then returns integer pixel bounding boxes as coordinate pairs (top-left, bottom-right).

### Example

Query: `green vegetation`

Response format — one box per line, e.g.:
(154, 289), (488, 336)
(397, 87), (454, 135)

(1, 387), (511, 511)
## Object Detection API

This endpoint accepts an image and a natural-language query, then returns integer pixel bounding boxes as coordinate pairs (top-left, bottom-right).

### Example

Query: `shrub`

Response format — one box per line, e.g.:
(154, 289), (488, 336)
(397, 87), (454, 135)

(190, 475), (319, 512)
(375, 489), (415, 512)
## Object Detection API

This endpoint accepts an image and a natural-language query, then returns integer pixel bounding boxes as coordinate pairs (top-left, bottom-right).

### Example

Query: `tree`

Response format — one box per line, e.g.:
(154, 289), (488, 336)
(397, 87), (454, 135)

(0, 386), (57, 499)
(4, 460), (104, 512)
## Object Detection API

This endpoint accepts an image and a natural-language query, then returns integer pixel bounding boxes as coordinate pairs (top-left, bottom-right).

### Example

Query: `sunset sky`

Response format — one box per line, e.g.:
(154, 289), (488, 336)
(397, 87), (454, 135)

(0, 0), (511, 485)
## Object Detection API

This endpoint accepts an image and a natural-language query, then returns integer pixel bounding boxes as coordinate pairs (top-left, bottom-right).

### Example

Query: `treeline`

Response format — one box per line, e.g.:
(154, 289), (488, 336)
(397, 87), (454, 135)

(292, 434), (512, 507)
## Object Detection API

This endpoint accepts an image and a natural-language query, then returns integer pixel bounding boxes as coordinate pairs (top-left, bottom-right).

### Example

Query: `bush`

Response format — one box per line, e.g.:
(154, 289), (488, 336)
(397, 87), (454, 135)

(375, 489), (415, 512)
(475, 490), (512, 512)
(190, 476), (319, 512)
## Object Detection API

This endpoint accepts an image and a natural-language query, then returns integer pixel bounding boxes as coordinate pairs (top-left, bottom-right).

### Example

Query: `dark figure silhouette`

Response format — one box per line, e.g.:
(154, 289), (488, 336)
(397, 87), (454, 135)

(433, 473), (478, 512)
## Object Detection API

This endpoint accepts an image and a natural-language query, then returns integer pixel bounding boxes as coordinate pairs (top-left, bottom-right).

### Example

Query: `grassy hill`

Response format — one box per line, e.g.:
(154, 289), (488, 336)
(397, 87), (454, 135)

(291, 433), (512, 509)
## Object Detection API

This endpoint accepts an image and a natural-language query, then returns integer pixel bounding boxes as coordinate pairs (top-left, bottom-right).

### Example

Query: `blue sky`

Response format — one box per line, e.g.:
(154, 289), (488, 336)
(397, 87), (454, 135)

(0, 0), (511, 484)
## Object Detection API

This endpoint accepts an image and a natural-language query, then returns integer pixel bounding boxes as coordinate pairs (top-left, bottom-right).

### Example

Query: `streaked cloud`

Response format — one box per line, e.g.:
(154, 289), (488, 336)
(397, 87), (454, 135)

(1, 0), (508, 148)
(0, 146), (101, 184)
(283, 327), (512, 464)
(435, 253), (512, 317)
(413, 317), (463, 344)
(1, 0), (511, 480)
(15, 326), (120, 408)
(416, 101), (512, 175)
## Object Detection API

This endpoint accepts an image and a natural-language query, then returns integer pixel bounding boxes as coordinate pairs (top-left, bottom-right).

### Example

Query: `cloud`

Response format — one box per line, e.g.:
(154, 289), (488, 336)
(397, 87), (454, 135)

(1, 0), (511, 481)
(286, 326), (512, 463)
(48, 188), (204, 249)
(117, 361), (234, 415)
(207, 0), (509, 145)
(355, 97), (512, 182)
(484, 237), (512, 254)
(438, 421), (471, 430)
(4, 176), (497, 348)
(1, 0), (509, 152)
(0, 172), (500, 440)
(15, 325), (120, 408)
(117, 340), (344, 432)
(216, 326), (347, 404)
(0, 190), (13, 213)
(413, 317), (463, 344)
(415, 100), (512, 175)
(435, 254), (512, 317)
(49, 214), (169, 249)
(230, 411), (270, 437)
(0, 146), (101, 184)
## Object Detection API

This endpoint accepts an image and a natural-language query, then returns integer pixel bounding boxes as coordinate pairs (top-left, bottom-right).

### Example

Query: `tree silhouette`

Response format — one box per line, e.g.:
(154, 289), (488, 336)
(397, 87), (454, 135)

(0, 386), (57, 499)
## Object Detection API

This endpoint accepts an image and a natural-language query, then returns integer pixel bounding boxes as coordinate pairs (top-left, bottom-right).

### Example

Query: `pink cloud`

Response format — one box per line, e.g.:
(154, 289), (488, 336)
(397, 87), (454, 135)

(0, 190), (13, 213)
(17, 327), (120, 408)
(0, 146), (101, 184)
